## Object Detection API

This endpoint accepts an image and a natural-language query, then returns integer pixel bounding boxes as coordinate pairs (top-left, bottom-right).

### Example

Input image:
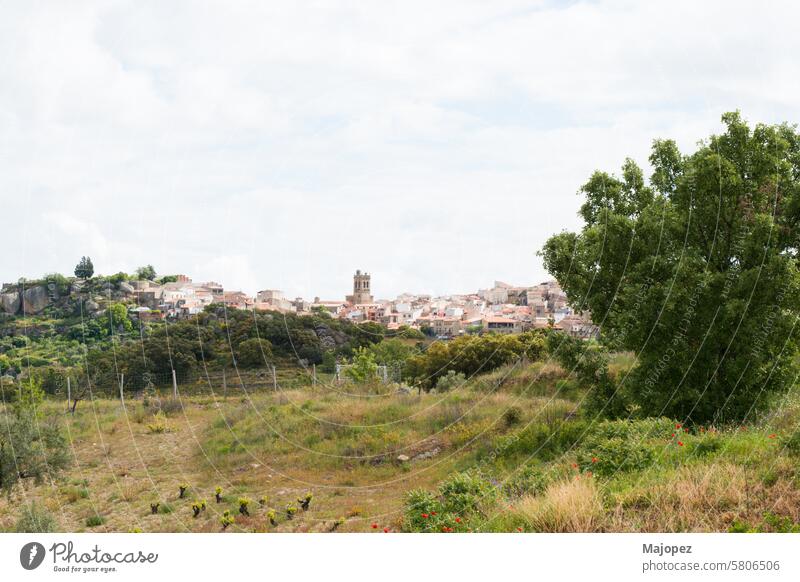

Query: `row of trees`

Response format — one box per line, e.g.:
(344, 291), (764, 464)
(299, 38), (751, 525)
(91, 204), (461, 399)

(72, 257), (177, 285)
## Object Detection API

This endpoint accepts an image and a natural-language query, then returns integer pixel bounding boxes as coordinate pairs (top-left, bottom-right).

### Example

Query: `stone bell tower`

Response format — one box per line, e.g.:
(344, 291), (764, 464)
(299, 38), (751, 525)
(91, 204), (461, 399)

(347, 269), (373, 305)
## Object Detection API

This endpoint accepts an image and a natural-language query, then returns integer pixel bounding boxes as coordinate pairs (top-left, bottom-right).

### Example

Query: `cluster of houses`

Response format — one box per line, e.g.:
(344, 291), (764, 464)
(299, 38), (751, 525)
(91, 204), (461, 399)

(126, 271), (598, 339)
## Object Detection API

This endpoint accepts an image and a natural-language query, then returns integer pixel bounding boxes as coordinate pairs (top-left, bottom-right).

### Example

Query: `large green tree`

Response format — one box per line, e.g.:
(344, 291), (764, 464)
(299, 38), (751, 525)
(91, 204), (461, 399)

(541, 112), (800, 423)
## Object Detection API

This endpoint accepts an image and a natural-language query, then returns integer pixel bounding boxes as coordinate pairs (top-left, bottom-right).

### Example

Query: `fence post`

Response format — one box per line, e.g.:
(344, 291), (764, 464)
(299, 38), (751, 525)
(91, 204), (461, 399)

(222, 368), (227, 398)
(172, 369), (178, 399)
(67, 376), (71, 412)
(312, 364), (316, 391)
(272, 365), (277, 391)
(119, 373), (125, 406)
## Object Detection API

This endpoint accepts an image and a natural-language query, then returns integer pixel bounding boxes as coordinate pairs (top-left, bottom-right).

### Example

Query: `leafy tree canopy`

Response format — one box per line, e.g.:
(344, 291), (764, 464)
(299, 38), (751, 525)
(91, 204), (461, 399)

(540, 112), (800, 423)
(74, 256), (94, 280)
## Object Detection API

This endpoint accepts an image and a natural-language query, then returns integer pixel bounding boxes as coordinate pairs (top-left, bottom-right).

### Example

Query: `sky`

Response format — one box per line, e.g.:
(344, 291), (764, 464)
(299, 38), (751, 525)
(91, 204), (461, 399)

(1, 0), (799, 300)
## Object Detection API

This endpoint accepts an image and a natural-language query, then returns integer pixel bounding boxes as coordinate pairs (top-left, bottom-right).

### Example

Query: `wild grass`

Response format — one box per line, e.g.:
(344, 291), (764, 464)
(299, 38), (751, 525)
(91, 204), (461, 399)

(510, 478), (605, 532)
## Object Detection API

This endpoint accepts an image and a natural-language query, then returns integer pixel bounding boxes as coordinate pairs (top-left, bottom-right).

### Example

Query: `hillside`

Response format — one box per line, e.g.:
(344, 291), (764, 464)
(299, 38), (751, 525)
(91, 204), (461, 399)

(2, 358), (799, 533)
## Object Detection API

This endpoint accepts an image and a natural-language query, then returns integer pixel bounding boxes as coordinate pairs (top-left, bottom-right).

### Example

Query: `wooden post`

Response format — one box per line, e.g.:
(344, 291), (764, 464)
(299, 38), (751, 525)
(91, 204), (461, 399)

(272, 365), (277, 391)
(222, 368), (227, 399)
(67, 376), (71, 412)
(172, 369), (178, 399)
(312, 364), (317, 391)
(119, 373), (125, 406)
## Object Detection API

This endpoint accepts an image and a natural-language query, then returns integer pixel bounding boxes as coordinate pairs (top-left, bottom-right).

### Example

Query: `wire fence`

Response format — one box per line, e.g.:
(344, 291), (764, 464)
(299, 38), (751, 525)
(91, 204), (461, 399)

(0, 358), (412, 409)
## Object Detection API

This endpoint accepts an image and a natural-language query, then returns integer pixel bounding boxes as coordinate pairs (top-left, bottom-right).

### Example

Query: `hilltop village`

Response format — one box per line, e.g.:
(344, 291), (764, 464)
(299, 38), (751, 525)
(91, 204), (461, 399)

(119, 270), (597, 339)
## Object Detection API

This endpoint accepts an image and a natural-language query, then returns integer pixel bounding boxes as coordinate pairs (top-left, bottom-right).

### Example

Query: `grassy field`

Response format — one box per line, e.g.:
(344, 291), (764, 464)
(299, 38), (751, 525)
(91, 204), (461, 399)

(2, 357), (800, 533)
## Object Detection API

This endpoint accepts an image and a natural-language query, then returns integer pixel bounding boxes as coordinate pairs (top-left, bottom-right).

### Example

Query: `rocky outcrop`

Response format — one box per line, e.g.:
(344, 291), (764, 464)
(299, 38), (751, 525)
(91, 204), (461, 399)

(119, 282), (135, 294)
(1, 291), (21, 315)
(22, 286), (49, 314)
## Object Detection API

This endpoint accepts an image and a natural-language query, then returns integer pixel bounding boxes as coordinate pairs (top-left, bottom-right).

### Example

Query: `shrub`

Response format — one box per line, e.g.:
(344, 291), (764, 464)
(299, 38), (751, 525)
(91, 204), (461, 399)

(15, 502), (57, 533)
(298, 492), (313, 511)
(502, 465), (551, 498)
(286, 504), (297, 519)
(267, 509), (277, 526)
(575, 418), (674, 477)
(220, 510), (235, 530)
(146, 411), (170, 434)
(782, 429), (800, 456)
(259, 496), (270, 507)
(191, 500), (206, 518)
(502, 406), (523, 427)
(439, 471), (495, 515)
(238, 497), (251, 516)
(150, 502), (160, 515)
(215, 486), (223, 503)
(85, 514), (106, 528)
(179, 483), (189, 499)
(436, 371), (466, 393)
(403, 471), (496, 532)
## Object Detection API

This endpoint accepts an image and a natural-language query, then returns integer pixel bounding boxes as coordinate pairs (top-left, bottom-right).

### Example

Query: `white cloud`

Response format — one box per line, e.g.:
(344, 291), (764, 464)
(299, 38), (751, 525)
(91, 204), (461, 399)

(1, 0), (799, 297)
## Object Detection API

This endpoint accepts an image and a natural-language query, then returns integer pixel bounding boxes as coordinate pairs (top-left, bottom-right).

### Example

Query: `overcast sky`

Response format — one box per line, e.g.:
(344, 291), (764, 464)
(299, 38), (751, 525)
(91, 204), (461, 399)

(1, 1), (799, 299)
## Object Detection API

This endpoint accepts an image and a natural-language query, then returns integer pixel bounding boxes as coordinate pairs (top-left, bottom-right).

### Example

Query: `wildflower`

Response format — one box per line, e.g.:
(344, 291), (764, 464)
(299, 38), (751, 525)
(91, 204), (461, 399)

(676, 423), (681, 429)
(383, 527), (390, 533)
(422, 513), (429, 519)
(431, 511), (437, 516)
(572, 463), (578, 469)
(671, 433), (676, 437)
(591, 457), (598, 463)
(678, 441), (684, 446)
(455, 517), (462, 523)
(442, 526), (448, 532)
(768, 434), (776, 439)
(517, 527), (523, 532)
(371, 523), (378, 529)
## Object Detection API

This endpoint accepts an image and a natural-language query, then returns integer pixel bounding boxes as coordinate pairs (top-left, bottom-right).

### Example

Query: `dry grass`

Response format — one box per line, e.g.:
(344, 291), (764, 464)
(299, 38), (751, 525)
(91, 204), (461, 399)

(512, 477), (605, 532)
(610, 463), (748, 532)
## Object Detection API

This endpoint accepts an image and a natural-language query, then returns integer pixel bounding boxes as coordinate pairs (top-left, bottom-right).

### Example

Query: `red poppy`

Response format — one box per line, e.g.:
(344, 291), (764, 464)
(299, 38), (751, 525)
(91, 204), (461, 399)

(572, 463), (578, 469)
(442, 526), (448, 532)
(422, 513), (429, 519)
(591, 457), (598, 463)
(371, 523), (378, 529)
(431, 511), (437, 516)
(768, 434), (776, 439)
(517, 527), (523, 532)
(671, 433), (676, 437)
(678, 441), (684, 446)
(455, 517), (462, 523)
(684, 428), (689, 433)
(676, 423), (681, 429)
(383, 527), (389, 533)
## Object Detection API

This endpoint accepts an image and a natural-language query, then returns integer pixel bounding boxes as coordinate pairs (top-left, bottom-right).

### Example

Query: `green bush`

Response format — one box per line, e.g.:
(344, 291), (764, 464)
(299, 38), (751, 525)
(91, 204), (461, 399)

(575, 418), (673, 477)
(502, 406), (523, 427)
(85, 514), (106, 527)
(435, 371), (466, 393)
(403, 471), (496, 532)
(15, 502), (57, 533)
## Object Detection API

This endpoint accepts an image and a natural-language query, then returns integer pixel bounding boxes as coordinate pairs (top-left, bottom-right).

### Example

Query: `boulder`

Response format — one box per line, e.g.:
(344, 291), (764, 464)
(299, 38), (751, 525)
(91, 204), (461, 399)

(22, 286), (49, 314)
(396, 454), (410, 463)
(119, 282), (135, 294)
(85, 300), (100, 313)
(1, 291), (21, 315)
